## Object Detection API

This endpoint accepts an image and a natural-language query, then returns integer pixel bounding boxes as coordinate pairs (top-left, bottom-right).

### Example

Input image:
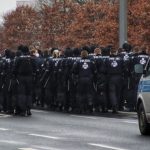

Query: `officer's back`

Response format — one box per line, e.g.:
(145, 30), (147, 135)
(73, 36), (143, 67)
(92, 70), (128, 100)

(14, 45), (36, 116)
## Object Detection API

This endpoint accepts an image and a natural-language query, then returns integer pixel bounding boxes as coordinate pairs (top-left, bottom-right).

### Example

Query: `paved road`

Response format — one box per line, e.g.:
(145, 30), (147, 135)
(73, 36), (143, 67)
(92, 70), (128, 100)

(0, 110), (150, 150)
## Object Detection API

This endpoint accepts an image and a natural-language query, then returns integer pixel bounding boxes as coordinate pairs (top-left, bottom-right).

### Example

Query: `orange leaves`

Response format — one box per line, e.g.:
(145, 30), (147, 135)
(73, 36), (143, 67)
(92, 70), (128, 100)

(1, 6), (39, 50)
(0, 0), (149, 51)
(60, 1), (119, 47)
(128, 0), (150, 48)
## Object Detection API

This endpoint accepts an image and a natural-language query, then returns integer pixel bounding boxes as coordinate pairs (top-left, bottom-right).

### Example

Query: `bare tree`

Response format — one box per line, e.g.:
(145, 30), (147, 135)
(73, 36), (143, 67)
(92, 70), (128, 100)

(37, 0), (54, 8)
(73, 0), (87, 4)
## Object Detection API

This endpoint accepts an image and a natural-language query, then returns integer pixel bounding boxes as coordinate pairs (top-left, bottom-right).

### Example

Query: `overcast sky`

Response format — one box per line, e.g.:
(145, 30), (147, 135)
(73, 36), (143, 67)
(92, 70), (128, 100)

(0, 0), (17, 23)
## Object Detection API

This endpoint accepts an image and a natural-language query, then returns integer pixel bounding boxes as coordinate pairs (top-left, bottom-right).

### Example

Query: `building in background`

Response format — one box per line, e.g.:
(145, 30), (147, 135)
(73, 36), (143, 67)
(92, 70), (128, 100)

(16, 0), (37, 7)
(16, 0), (55, 8)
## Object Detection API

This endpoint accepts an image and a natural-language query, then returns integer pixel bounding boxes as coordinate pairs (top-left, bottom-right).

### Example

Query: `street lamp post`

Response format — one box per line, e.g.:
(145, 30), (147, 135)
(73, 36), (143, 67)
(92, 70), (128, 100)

(119, 0), (128, 47)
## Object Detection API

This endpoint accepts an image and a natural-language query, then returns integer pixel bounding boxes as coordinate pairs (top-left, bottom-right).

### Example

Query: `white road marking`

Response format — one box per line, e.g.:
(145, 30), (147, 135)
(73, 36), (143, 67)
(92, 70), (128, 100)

(118, 111), (136, 115)
(0, 128), (9, 131)
(122, 120), (138, 124)
(0, 140), (26, 145)
(0, 114), (11, 118)
(32, 145), (62, 150)
(29, 133), (62, 140)
(31, 110), (48, 113)
(88, 143), (128, 150)
(70, 115), (97, 120)
(19, 148), (38, 150)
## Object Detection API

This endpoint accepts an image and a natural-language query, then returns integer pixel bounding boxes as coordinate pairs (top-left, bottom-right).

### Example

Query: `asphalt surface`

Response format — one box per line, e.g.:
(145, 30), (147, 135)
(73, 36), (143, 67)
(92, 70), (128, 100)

(0, 110), (150, 150)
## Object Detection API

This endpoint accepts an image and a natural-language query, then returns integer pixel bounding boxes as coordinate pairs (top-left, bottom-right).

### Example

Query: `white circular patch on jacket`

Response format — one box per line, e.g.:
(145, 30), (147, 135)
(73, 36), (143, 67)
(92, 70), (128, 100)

(140, 58), (146, 65)
(111, 61), (118, 67)
(82, 62), (89, 69)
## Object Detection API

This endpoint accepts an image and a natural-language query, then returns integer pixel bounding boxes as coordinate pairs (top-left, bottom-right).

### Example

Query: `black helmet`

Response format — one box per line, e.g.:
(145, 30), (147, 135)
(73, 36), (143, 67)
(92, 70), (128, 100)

(4, 49), (11, 58)
(73, 48), (80, 57)
(101, 47), (110, 56)
(122, 42), (132, 52)
(64, 47), (72, 57)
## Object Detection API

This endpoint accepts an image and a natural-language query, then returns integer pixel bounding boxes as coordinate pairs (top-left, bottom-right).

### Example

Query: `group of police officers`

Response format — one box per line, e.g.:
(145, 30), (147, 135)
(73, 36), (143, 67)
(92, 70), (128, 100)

(0, 43), (149, 116)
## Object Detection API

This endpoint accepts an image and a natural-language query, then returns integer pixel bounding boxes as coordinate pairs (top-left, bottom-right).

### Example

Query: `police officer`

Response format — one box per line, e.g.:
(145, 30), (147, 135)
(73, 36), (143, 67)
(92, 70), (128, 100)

(93, 47), (108, 112)
(14, 45), (36, 116)
(54, 48), (66, 111)
(101, 47), (111, 110)
(2, 49), (15, 114)
(42, 52), (54, 109)
(106, 50), (125, 113)
(72, 48), (97, 113)
(42, 49), (60, 110)
(118, 42), (134, 111)
(30, 49), (44, 107)
(57, 48), (73, 112)
(38, 50), (50, 108)
(66, 48), (81, 112)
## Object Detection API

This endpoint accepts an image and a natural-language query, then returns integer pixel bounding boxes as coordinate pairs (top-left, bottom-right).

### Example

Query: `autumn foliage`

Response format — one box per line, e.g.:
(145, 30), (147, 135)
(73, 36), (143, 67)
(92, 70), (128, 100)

(128, 0), (150, 48)
(2, 6), (39, 50)
(0, 0), (149, 51)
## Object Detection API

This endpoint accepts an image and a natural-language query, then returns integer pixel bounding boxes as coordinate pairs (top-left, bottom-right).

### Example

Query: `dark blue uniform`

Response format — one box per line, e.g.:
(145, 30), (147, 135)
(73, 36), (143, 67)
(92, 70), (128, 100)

(55, 57), (68, 111)
(72, 57), (97, 113)
(2, 57), (15, 114)
(14, 55), (36, 116)
(68, 56), (81, 112)
(31, 56), (44, 106)
(106, 55), (125, 112)
(46, 57), (61, 109)
(92, 55), (108, 112)
(41, 56), (54, 109)
(118, 51), (135, 110)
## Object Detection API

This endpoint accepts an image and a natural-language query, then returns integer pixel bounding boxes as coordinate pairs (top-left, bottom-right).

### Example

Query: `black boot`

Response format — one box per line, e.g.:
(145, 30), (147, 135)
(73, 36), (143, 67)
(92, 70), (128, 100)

(27, 109), (32, 116)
